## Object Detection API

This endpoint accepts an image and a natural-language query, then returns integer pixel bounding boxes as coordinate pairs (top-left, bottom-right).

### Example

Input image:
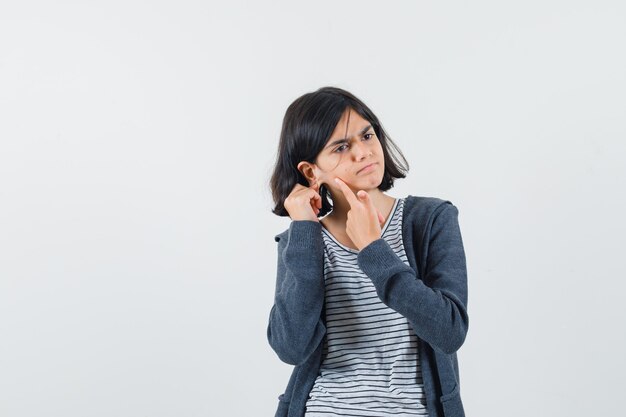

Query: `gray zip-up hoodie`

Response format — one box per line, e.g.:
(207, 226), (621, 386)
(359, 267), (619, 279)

(267, 195), (469, 417)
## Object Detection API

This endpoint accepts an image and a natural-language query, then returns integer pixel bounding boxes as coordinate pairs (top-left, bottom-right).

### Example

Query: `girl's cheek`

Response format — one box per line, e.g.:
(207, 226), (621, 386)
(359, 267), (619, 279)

(336, 176), (355, 189)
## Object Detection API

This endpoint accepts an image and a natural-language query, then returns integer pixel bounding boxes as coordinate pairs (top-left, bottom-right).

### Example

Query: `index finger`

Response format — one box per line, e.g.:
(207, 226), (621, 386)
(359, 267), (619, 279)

(333, 177), (360, 208)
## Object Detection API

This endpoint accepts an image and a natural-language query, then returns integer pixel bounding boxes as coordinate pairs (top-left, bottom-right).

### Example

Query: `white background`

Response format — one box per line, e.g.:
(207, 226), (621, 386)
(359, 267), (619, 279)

(1, 1), (625, 416)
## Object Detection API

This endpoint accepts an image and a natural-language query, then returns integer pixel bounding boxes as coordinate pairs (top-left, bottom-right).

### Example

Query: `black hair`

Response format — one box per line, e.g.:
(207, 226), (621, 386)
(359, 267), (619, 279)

(270, 86), (409, 218)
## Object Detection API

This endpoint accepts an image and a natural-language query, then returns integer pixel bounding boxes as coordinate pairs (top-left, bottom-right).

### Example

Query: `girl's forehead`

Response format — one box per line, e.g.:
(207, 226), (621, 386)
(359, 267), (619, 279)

(328, 110), (371, 141)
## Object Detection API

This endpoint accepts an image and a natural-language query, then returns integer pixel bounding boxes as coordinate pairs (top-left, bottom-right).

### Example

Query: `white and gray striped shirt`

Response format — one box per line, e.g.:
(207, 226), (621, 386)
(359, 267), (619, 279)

(305, 197), (429, 417)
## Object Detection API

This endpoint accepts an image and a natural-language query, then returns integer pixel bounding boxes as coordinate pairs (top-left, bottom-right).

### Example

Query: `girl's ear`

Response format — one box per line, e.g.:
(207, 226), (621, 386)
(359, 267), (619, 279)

(297, 161), (318, 186)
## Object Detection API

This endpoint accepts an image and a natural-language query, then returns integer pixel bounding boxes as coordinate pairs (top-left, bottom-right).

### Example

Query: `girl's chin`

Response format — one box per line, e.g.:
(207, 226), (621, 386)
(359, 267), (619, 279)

(332, 180), (382, 193)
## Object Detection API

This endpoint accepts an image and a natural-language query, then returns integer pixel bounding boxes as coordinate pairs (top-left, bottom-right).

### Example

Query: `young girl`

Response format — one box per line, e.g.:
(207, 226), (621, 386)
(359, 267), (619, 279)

(267, 86), (469, 417)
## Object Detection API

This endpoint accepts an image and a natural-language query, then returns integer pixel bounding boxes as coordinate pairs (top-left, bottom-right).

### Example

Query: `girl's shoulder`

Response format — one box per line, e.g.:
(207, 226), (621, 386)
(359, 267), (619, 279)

(401, 194), (458, 224)
(403, 194), (453, 212)
(273, 220), (321, 244)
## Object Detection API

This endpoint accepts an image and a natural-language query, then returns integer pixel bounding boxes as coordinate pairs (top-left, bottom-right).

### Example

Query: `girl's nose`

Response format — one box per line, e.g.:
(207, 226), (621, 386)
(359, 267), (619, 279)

(352, 141), (371, 160)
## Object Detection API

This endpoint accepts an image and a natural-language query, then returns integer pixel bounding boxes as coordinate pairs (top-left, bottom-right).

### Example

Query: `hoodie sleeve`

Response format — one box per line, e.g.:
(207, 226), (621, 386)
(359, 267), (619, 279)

(357, 202), (469, 354)
(267, 220), (327, 366)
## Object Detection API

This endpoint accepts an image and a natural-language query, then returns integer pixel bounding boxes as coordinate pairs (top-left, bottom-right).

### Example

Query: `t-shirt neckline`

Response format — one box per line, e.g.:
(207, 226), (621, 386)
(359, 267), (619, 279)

(320, 197), (400, 254)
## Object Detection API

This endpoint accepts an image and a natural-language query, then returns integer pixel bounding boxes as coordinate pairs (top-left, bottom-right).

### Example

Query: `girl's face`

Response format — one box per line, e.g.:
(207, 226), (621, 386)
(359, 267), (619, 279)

(305, 108), (385, 194)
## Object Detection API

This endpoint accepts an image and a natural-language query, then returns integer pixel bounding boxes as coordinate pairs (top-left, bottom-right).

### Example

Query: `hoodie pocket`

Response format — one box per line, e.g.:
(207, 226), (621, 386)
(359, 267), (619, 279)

(439, 383), (465, 417)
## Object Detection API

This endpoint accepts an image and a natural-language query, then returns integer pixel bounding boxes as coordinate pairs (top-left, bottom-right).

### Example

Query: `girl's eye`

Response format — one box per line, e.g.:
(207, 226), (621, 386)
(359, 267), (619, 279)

(333, 133), (374, 153)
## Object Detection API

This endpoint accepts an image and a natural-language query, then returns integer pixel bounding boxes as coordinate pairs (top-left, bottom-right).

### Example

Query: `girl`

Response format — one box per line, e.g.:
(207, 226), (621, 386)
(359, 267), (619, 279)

(267, 86), (469, 417)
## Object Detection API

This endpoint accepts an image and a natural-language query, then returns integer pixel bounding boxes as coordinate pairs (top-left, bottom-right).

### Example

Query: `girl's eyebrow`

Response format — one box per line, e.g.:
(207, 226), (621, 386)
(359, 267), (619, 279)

(324, 124), (373, 149)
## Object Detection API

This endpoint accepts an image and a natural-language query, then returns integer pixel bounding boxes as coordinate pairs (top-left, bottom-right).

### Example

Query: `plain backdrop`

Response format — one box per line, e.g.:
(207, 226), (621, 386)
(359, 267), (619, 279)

(1, 1), (625, 416)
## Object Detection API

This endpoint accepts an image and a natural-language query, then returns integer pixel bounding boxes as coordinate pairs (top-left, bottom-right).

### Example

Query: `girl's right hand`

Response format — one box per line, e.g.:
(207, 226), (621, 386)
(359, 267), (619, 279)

(284, 182), (323, 222)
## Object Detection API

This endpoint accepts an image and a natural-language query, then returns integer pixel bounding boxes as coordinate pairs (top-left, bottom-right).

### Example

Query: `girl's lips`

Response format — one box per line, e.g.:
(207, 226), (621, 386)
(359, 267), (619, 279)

(357, 162), (376, 174)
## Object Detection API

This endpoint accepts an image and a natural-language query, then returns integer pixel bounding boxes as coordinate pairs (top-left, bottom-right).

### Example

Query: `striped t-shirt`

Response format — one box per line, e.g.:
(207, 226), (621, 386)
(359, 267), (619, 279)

(304, 197), (429, 417)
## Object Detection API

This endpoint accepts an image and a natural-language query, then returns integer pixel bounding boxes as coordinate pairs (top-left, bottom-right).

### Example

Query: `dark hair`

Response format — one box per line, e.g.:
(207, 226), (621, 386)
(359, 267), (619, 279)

(270, 86), (409, 217)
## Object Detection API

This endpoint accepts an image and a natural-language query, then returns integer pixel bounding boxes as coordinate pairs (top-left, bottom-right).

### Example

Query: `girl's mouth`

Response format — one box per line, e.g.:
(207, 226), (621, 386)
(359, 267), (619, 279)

(357, 163), (376, 174)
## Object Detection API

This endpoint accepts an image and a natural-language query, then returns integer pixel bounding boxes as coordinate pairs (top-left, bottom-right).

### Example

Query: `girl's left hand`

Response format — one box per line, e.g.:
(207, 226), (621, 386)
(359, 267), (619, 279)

(334, 177), (385, 251)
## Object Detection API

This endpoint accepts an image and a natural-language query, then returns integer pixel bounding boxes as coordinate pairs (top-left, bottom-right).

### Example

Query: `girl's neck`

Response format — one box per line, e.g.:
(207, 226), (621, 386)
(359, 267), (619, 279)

(323, 189), (395, 226)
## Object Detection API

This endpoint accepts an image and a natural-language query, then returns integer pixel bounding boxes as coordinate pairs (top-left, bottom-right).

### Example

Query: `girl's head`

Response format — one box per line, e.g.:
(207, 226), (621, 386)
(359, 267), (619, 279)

(270, 86), (409, 217)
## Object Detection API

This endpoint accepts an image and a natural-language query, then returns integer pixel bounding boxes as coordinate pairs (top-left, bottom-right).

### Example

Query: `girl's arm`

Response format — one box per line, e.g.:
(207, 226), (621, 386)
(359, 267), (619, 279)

(267, 220), (326, 366)
(357, 202), (469, 355)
